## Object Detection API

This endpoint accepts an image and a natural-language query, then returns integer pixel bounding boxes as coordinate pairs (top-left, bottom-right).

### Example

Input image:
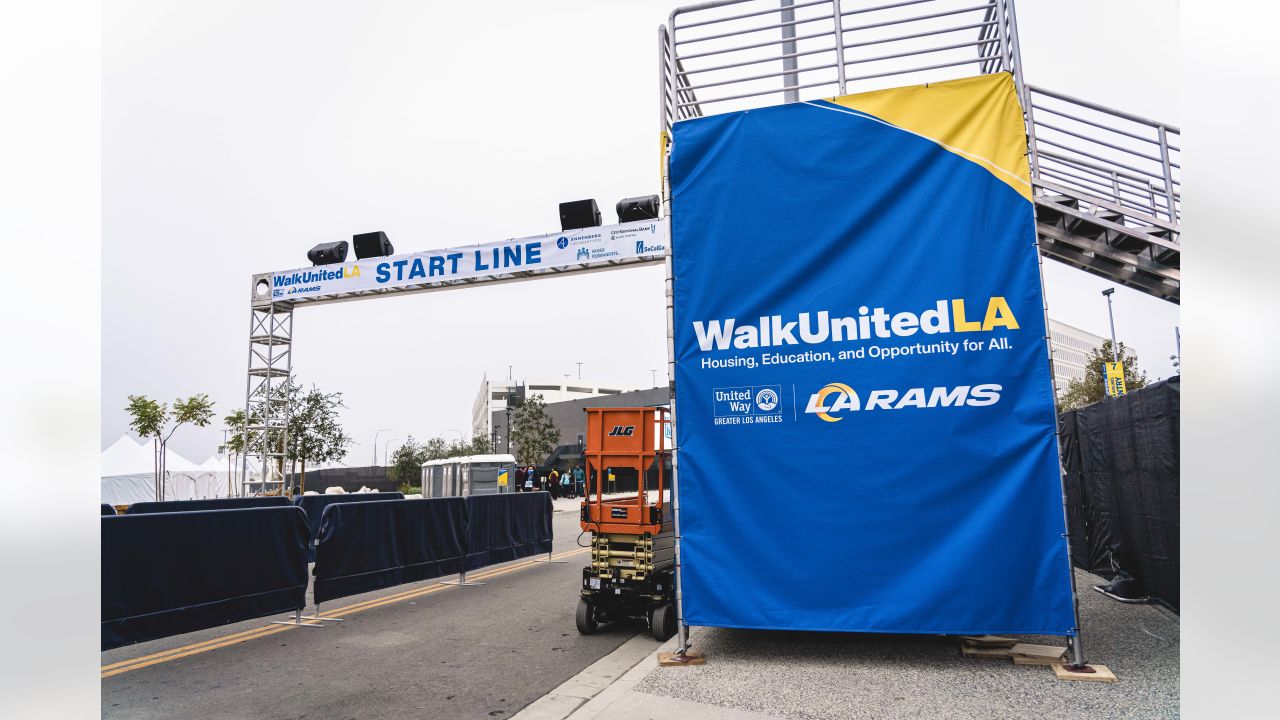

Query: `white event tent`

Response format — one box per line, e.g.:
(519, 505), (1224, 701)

(100, 435), (233, 505)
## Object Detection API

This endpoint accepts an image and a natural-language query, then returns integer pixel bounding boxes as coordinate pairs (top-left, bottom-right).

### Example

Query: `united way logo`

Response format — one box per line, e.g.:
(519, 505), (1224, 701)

(754, 388), (778, 412)
(576, 247), (590, 261)
(556, 237), (569, 249)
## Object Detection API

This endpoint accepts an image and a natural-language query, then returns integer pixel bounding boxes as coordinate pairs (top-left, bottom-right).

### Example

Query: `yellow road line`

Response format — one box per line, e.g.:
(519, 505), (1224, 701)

(103, 547), (589, 678)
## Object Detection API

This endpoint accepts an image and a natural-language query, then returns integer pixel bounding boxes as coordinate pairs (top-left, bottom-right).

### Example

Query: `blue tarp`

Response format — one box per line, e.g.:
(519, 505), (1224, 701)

(125, 496), (291, 514)
(102, 507), (309, 650)
(313, 498), (467, 605)
(464, 492), (553, 571)
(101, 504), (116, 516)
(669, 75), (1075, 634)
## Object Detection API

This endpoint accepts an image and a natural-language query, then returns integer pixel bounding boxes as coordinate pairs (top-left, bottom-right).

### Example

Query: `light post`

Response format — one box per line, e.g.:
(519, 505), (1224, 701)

(383, 437), (401, 468)
(372, 428), (393, 467)
(505, 404), (513, 454)
(1101, 288), (1119, 363)
(446, 428), (465, 445)
(576, 361), (583, 379)
(650, 369), (658, 387)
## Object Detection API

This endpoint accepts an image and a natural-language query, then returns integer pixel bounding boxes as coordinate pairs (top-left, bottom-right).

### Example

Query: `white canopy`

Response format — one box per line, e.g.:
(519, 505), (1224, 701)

(101, 434), (234, 505)
(100, 434), (155, 476)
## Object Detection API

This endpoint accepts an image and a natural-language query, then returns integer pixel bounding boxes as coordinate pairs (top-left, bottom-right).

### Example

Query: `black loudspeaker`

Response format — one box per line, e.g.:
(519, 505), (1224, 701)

(616, 195), (660, 222)
(353, 231), (394, 259)
(308, 241), (349, 265)
(559, 199), (602, 231)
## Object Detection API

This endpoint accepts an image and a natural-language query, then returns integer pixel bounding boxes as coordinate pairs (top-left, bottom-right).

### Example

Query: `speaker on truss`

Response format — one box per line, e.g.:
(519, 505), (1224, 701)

(616, 195), (660, 223)
(559, 199), (602, 231)
(353, 231), (394, 259)
(307, 241), (348, 266)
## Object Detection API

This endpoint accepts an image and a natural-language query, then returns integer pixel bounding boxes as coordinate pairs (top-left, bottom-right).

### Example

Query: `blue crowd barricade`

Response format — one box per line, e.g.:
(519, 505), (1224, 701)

(125, 496), (292, 514)
(293, 493), (405, 558)
(313, 498), (467, 605)
(101, 504), (117, 516)
(464, 492), (553, 571)
(102, 507), (310, 650)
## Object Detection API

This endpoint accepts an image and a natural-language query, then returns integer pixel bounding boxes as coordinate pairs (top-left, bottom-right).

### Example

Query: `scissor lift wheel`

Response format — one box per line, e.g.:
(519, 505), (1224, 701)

(576, 597), (599, 635)
(650, 602), (677, 641)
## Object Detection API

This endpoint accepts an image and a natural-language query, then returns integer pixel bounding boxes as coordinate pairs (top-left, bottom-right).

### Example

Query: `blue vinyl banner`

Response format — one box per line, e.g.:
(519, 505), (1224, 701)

(670, 74), (1076, 635)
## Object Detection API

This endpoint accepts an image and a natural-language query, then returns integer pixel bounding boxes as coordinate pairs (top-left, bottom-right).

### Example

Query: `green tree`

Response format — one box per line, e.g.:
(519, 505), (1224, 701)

(388, 434), (498, 493)
(510, 395), (559, 466)
(125, 393), (216, 500)
(222, 408), (248, 494)
(283, 378), (353, 494)
(421, 436), (450, 461)
(388, 436), (428, 490)
(1057, 340), (1148, 412)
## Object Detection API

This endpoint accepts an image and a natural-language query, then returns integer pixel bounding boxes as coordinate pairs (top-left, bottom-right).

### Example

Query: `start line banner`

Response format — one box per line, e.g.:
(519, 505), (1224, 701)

(670, 73), (1076, 635)
(268, 220), (666, 301)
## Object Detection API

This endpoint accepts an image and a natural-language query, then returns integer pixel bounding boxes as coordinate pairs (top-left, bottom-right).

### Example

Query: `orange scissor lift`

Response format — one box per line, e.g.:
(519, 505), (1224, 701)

(576, 406), (677, 641)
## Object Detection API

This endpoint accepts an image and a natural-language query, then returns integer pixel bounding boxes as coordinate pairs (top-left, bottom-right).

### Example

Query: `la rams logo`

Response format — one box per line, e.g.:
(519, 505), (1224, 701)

(805, 382), (859, 422)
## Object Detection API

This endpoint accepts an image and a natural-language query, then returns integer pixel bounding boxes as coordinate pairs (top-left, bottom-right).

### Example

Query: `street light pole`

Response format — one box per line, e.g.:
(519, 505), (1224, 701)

(383, 437), (401, 468)
(372, 428), (392, 467)
(505, 405), (513, 454)
(1101, 288), (1119, 362)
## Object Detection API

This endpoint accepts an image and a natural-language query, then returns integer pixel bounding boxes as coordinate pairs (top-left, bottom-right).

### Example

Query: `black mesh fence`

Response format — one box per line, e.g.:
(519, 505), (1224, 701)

(284, 466), (399, 494)
(1060, 375), (1179, 610)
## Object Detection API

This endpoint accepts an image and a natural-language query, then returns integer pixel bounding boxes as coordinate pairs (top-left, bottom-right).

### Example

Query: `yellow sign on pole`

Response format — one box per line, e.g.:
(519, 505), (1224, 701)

(1104, 361), (1127, 397)
(497, 469), (508, 487)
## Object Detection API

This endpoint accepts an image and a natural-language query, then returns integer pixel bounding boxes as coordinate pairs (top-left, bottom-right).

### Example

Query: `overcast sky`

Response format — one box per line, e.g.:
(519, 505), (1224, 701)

(103, 0), (1179, 462)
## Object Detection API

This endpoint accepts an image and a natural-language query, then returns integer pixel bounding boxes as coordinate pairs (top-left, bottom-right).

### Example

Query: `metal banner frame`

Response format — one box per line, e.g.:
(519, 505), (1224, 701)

(241, 222), (667, 498)
(656, 0), (1143, 669)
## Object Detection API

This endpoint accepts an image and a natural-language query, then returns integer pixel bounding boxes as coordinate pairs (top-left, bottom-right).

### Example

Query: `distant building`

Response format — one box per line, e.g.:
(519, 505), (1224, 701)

(471, 375), (638, 441)
(492, 386), (669, 468)
(1048, 319), (1135, 395)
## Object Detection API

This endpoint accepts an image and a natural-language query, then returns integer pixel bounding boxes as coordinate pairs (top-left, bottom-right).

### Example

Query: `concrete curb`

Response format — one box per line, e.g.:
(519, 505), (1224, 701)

(510, 633), (662, 720)
(562, 634), (791, 720)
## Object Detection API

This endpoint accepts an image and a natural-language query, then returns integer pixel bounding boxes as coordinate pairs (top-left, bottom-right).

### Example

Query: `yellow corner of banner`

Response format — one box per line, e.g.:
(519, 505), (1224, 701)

(827, 73), (1032, 202)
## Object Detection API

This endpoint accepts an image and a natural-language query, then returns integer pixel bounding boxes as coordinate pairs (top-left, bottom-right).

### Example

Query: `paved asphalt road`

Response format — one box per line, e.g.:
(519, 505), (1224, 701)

(102, 508), (643, 719)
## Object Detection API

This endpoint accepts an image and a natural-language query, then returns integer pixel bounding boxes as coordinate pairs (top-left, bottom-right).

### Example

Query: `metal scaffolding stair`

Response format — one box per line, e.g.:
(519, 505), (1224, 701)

(1025, 85), (1179, 302)
(660, 0), (1180, 303)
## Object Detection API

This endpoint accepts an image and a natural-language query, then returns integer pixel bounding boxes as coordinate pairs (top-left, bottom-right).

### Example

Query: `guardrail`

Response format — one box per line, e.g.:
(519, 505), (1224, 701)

(659, 0), (1180, 302)
(661, 0), (1024, 133)
(1027, 85), (1181, 226)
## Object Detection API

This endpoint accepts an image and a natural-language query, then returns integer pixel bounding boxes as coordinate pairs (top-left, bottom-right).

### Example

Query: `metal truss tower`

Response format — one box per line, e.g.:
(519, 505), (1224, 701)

(242, 296), (294, 495)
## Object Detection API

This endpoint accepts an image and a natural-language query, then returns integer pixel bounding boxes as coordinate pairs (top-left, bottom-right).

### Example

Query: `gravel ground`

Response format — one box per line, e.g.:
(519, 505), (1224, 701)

(633, 570), (1179, 720)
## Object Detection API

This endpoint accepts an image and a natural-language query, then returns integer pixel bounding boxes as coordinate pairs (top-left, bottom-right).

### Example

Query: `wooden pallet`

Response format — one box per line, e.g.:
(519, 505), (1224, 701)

(657, 651), (705, 667)
(1008, 643), (1067, 665)
(961, 644), (1015, 659)
(1052, 663), (1118, 682)
(960, 635), (1019, 648)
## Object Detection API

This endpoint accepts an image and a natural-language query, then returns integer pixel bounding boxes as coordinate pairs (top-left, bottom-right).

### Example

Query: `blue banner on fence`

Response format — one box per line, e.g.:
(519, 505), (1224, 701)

(464, 492), (552, 571)
(102, 507), (309, 650)
(670, 74), (1075, 635)
(313, 498), (468, 605)
(126, 496), (291, 514)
